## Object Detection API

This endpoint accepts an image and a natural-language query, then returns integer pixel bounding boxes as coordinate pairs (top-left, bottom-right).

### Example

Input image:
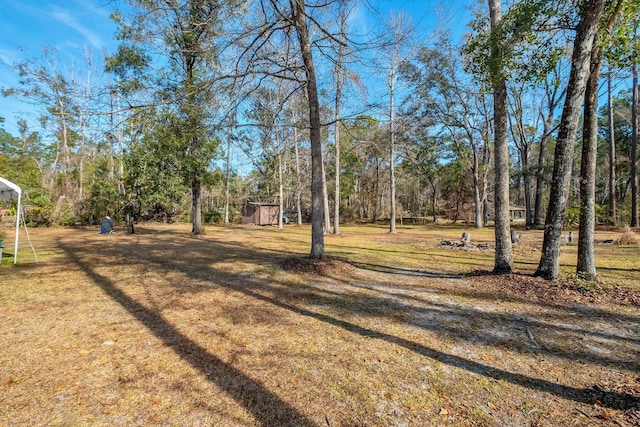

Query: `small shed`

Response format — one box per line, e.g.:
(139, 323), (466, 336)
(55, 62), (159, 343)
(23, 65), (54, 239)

(509, 206), (527, 221)
(242, 203), (280, 225)
(485, 201), (528, 222)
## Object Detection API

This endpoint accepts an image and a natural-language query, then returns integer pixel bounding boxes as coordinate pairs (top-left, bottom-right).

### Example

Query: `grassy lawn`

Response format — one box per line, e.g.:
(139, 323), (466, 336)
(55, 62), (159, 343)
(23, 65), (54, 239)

(0, 223), (638, 426)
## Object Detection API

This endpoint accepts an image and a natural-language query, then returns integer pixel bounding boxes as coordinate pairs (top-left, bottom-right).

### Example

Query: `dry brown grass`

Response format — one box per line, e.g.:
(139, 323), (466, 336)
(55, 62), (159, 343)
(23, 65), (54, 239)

(0, 223), (638, 426)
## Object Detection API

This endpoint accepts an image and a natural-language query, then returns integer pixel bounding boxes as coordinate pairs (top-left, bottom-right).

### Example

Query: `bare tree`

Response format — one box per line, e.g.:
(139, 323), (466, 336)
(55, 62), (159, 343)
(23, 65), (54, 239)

(401, 39), (491, 228)
(332, 9), (347, 235)
(291, 108), (304, 225)
(508, 85), (536, 227)
(6, 48), (80, 199)
(534, 67), (566, 226)
(290, 0), (325, 257)
(239, 0), (348, 255)
(322, 153), (331, 233)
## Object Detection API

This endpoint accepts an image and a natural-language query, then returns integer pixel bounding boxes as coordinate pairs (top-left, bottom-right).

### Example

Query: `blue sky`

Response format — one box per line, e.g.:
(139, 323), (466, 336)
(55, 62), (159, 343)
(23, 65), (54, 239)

(0, 0), (116, 65)
(0, 0), (118, 135)
(0, 0), (473, 136)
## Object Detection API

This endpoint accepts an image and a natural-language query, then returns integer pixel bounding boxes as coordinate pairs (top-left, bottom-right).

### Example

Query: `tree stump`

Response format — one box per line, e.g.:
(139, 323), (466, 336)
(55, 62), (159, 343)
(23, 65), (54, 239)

(461, 233), (470, 245)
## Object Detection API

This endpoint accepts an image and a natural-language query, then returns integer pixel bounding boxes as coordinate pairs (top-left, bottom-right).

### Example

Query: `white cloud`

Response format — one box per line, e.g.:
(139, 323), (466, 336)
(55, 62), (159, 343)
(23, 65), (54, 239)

(51, 8), (106, 50)
(0, 48), (21, 67)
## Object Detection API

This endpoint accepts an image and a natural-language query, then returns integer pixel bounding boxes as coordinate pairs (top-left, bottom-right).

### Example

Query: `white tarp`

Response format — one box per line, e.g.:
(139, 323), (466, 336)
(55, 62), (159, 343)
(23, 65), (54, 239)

(0, 177), (21, 264)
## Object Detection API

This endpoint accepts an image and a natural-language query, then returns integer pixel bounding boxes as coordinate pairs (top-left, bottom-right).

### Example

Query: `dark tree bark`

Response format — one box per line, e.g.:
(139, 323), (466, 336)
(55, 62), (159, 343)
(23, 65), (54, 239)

(534, 70), (565, 226)
(631, 40), (638, 227)
(577, 48), (602, 280)
(322, 159), (330, 233)
(431, 181), (438, 223)
(333, 19), (345, 235)
(224, 132), (231, 224)
(472, 150), (483, 229)
(607, 70), (617, 223)
(278, 151), (284, 230)
(389, 66), (397, 233)
(191, 176), (203, 234)
(577, 0), (624, 279)
(523, 149), (533, 227)
(292, 115), (303, 225)
(488, 0), (513, 274)
(534, 139), (548, 226)
(292, 0), (324, 258)
(508, 90), (533, 227)
(535, 0), (606, 280)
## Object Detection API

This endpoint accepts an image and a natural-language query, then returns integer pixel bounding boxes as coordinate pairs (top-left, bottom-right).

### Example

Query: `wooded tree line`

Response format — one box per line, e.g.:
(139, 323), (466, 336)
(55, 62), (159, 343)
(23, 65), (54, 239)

(1, 0), (638, 279)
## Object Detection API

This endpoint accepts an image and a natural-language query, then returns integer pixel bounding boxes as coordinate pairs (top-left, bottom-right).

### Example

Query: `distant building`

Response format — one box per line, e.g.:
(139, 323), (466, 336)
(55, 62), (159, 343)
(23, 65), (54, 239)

(485, 201), (528, 223)
(242, 203), (280, 225)
(509, 206), (527, 222)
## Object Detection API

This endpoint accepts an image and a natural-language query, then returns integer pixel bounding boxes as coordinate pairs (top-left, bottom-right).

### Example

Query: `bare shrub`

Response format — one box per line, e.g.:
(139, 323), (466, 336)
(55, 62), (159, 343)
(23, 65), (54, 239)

(618, 227), (640, 245)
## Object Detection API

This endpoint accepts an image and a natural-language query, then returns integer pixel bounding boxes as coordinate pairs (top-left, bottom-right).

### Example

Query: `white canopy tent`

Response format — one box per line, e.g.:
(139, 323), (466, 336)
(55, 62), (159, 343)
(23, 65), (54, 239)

(0, 177), (22, 264)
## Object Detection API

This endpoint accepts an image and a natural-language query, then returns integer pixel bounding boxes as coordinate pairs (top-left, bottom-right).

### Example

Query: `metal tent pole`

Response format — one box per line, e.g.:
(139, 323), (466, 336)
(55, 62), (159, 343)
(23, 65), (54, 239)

(14, 191), (20, 264)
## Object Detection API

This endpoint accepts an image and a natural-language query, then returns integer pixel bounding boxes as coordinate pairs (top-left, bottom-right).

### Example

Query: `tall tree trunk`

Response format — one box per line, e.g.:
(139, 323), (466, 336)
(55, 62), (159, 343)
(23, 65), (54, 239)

(534, 135), (547, 226)
(389, 60), (397, 233)
(534, 71), (565, 226)
(79, 54), (92, 201)
(431, 181), (437, 223)
(577, 0), (624, 278)
(509, 96), (533, 227)
(514, 165), (522, 207)
(293, 0), (324, 258)
(535, 0), (605, 280)
(192, 176), (203, 234)
(333, 116), (341, 235)
(108, 92), (116, 180)
(608, 69), (617, 223)
(488, 0), (512, 273)
(523, 146), (533, 226)
(278, 151), (284, 230)
(373, 161), (380, 223)
(472, 166), (482, 228)
(483, 197), (489, 226)
(322, 159), (330, 233)
(631, 39), (639, 227)
(116, 90), (125, 197)
(293, 123), (302, 225)
(577, 48), (602, 280)
(333, 11), (345, 236)
(224, 133), (231, 224)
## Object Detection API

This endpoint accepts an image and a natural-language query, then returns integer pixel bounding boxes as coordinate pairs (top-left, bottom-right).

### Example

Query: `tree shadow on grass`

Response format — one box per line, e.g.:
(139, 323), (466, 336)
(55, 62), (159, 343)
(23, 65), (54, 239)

(233, 284), (640, 411)
(348, 261), (463, 278)
(59, 235), (639, 413)
(60, 244), (317, 427)
(339, 261), (640, 323)
(86, 234), (640, 355)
